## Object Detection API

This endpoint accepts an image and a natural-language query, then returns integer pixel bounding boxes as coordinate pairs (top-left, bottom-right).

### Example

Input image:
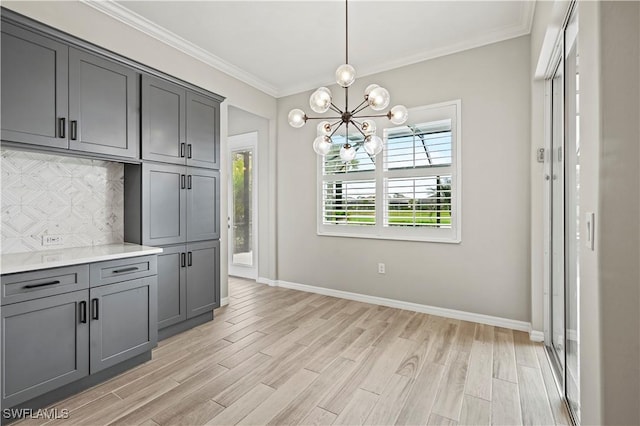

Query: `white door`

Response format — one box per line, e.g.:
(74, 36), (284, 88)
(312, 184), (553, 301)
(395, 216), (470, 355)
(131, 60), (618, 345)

(228, 132), (258, 279)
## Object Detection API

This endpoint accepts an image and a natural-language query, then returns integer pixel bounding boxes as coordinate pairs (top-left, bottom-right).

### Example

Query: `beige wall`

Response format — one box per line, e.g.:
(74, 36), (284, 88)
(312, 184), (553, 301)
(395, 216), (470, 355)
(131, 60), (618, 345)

(276, 36), (532, 322)
(2, 1), (279, 302)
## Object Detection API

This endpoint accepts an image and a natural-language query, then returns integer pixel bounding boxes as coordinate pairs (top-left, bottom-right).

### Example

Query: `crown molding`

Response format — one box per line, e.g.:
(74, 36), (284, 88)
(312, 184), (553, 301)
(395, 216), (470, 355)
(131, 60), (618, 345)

(81, 0), (279, 98)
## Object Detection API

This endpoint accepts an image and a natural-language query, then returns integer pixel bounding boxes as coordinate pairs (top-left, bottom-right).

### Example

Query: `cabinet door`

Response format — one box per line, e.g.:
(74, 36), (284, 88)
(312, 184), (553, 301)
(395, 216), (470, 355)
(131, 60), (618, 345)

(68, 49), (139, 159)
(186, 240), (220, 319)
(142, 76), (186, 165)
(157, 244), (187, 329)
(1, 22), (69, 148)
(1, 291), (89, 408)
(89, 277), (157, 374)
(142, 163), (187, 246)
(186, 92), (220, 169)
(187, 168), (220, 242)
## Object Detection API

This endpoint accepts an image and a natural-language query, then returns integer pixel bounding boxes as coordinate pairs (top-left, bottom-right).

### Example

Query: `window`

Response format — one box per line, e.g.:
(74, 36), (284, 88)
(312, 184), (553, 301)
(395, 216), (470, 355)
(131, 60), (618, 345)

(317, 100), (461, 242)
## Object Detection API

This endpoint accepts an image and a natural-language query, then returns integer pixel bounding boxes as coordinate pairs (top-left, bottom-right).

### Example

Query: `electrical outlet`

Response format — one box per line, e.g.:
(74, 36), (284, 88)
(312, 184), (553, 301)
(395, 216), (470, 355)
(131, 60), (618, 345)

(378, 263), (385, 274)
(42, 235), (64, 247)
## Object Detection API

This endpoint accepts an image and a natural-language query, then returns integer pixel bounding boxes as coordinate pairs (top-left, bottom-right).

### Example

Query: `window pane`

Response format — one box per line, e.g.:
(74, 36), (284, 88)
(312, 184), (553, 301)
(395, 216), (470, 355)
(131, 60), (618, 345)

(232, 150), (253, 266)
(385, 120), (452, 170)
(323, 179), (375, 225)
(385, 176), (452, 227)
(323, 135), (374, 175)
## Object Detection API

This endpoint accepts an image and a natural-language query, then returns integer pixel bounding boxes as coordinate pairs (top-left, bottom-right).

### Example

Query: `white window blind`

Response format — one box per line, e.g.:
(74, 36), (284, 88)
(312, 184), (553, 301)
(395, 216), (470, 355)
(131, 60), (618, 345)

(318, 100), (461, 242)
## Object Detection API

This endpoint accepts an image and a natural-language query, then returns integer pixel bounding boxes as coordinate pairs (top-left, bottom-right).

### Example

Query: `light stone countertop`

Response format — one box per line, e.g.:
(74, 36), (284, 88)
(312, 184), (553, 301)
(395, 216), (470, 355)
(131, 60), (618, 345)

(1, 243), (163, 275)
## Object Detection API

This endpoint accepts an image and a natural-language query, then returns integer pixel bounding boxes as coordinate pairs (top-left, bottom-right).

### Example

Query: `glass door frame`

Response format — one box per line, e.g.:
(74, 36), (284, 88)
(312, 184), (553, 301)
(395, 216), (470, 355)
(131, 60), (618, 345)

(227, 131), (259, 279)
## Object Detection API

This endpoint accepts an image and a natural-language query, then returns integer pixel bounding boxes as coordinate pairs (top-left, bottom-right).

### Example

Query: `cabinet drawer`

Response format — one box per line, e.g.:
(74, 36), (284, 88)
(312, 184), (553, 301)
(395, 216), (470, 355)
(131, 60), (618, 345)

(90, 255), (157, 287)
(1, 265), (89, 306)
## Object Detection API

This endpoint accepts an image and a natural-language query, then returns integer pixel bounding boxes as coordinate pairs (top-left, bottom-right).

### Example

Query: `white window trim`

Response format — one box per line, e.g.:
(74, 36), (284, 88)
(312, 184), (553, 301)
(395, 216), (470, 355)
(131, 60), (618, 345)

(317, 99), (462, 243)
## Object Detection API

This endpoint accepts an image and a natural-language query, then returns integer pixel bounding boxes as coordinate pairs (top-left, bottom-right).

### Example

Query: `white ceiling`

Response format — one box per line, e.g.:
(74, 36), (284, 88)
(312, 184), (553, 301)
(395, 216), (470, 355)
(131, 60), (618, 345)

(85, 1), (535, 98)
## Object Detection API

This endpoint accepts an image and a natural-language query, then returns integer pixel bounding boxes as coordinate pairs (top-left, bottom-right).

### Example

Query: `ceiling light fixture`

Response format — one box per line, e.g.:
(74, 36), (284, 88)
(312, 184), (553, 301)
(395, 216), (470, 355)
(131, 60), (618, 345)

(287, 0), (408, 161)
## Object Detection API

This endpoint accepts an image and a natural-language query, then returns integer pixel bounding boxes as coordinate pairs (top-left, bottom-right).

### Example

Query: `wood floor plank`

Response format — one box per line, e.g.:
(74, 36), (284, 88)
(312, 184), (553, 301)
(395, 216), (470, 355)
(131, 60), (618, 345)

(493, 328), (518, 383)
(513, 331), (539, 368)
(364, 374), (413, 425)
(517, 365), (555, 426)
(491, 378), (522, 426)
(359, 337), (413, 395)
(431, 350), (469, 421)
(237, 369), (319, 425)
(427, 413), (458, 426)
(460, 394), (490, 426)
(206, 384), (274, 425)
(299, 407), (337, 426)
(426, 318), (459, 365)
(466, 340), (493, 400)
(332, 388), (378, 425)
(399, 312), (430, 340)
(395, 361), (445, 425)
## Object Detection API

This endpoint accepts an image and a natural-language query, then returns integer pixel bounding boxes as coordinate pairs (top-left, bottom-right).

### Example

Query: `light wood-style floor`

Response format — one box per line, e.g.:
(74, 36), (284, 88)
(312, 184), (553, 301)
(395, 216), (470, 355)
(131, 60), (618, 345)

(18, 277), (571, 426)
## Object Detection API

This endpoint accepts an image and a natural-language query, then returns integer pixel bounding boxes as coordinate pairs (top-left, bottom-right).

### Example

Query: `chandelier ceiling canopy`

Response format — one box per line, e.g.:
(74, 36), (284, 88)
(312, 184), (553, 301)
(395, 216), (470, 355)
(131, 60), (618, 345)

(287, 0), (408, 161)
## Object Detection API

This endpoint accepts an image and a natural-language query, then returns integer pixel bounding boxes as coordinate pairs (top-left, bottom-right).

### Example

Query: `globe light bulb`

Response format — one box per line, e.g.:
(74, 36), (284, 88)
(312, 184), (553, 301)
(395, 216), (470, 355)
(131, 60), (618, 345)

(309, 87), (332, 113)
(364, 135), (383, 156)
(367, 87), (390, 111)
(389, 105), (409, 125)
(317, 121), (332, 136)
(361, 120), (377, 136)
(364, 84), (379, 99)
(339, 144), (357, 162)
(313, 135), (332, 156)
(288, 109), (306, 128)
(335, 64), (356, 88)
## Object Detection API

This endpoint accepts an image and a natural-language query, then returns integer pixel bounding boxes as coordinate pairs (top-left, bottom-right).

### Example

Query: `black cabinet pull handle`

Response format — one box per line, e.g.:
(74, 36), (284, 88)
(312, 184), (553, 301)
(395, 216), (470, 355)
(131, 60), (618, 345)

(187, 251), (192, 267)
(58, 118), (66, 138)
(187, 175), (192, 190)
(181, 174), (186, 189)
(79, 301), (87, 324)
(181, 252), (186, 268)
(70, 120), (78, 140)
(112, 267), (138, 274)
(180, 143), (186, 158)
(91, 298), (99, 320)
(187, 144), (192, 159)
(24, 280), (61, 289)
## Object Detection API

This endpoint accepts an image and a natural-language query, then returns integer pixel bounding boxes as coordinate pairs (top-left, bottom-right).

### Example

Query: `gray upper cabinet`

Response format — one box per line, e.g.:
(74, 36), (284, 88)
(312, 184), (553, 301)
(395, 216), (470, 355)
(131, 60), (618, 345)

(1, 290), (89, 408)
(142, 76), (186, 165)
(142, 163), (187, 246)
(156, 245), (187, 329)
(186, 92), (220, 169)
(89, 277), (157, 374)
(142, 75), (220, 169)
(186, 240), (220, 319)
(68, 49), (139, 159)
(187, 169), (220, 241)
(1, 22), (69, 149)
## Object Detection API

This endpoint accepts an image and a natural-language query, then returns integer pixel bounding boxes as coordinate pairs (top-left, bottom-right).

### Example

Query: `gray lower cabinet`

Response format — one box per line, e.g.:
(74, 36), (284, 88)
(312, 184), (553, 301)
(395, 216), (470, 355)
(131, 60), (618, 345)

(89, 277), (157, 373)
(1, 21), (69, 149)
(1, 290), (89, 408)
(157, 240), (219, 333)
(68, 48), (139, 159)
(157, 245), (187, 329)
(186, 240), (220, 318)
(142, 163), (219, 246)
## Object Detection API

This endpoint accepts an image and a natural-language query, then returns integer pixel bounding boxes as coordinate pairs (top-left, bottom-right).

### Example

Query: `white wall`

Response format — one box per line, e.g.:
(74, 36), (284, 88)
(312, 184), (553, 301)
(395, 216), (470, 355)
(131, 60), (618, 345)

(2, 1), (279, 301)
(276, 36), (531, 322)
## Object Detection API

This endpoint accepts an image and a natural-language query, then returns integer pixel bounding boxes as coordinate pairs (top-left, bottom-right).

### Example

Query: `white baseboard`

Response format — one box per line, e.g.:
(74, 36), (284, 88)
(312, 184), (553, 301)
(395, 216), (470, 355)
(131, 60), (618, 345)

(220, 297), (229, 307)
(257, 277), (277, 286)
(529, 329), (545, 342)
(274, 279), (535, 335)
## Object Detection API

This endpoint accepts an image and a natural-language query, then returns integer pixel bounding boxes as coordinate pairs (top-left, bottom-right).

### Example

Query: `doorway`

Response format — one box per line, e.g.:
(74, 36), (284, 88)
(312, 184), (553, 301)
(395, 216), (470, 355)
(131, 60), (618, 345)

(228, 132), (258, 279)
(546, 3), (580, 423)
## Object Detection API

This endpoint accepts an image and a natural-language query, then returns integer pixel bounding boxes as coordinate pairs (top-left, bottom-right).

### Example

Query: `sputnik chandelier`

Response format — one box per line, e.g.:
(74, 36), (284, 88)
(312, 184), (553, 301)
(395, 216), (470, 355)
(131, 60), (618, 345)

(287, 0), (408, 161)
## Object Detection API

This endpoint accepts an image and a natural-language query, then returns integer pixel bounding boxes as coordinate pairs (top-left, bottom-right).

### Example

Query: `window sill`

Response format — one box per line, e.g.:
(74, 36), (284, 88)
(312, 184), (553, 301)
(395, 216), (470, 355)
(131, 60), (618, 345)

(316, 229), (461, 244)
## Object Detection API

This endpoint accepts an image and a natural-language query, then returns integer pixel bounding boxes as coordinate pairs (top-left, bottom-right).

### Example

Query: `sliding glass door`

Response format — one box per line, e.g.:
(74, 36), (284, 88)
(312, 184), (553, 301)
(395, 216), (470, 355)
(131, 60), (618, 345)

(548, 4), (580, 423)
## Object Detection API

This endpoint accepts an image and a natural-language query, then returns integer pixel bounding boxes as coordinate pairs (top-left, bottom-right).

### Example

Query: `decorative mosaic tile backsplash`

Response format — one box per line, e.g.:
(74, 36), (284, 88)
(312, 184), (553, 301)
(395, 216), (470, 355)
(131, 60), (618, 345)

(1, 148), (124, 254)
